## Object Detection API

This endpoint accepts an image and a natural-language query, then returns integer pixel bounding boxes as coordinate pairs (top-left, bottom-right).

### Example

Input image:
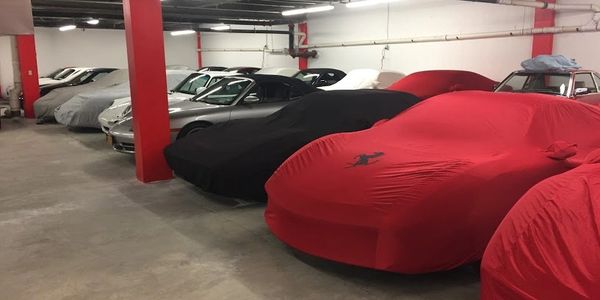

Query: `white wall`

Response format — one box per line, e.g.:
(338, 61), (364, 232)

(34, 27), (197, 75)
(554, 0), (600, 71)
(200, 25), (298, 69)
(302, 0), (600, 81)
(307, 0), (534, 81)
(0, 36), (13, 97)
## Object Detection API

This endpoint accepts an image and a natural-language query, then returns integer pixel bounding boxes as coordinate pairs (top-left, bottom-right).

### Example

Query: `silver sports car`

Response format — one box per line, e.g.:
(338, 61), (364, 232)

(108, 74), (318, 153)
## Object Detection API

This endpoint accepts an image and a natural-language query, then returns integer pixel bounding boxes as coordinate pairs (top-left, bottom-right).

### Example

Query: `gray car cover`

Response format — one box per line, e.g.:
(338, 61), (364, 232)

(34, 69), (130, 121)
(54, 70), (193, 128)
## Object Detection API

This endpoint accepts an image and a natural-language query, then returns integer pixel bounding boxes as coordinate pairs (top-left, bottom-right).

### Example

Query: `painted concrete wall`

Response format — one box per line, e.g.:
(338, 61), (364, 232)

(200, 25), (298, 69)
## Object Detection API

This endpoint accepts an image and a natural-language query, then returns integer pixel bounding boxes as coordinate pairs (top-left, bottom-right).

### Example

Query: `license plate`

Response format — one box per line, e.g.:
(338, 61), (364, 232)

(105, 134), (113, 145)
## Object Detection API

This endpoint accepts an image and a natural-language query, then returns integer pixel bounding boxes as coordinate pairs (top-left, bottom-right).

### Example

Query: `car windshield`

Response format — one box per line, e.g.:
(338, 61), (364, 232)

(192, 77), (253, 105)
(45, 68), (67, 78)
(54, 68), (76, 80)
(496, 73), (571, 96)
(294, 71), (320, 85)
(175, 74), (211, 95)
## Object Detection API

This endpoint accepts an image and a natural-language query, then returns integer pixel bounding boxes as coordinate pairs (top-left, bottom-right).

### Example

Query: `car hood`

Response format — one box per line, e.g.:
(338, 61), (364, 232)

(168, 99), (227, 115)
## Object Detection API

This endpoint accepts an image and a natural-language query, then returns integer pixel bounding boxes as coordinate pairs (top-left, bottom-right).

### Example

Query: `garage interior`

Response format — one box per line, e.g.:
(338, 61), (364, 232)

(1, 0), (599, 299)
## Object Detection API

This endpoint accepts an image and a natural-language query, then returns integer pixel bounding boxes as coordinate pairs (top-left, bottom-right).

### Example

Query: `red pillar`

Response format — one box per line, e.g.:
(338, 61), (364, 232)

(197, 32), (203, 69)
(122, 0), (173, 182)
(16, 35), (40, 119)
(298, 22), (309, 70)
(531, 0), (556, 57)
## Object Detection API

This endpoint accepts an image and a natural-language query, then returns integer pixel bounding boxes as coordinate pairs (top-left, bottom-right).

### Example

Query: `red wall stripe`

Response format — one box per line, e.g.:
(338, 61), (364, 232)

(531, 0), (556, 57)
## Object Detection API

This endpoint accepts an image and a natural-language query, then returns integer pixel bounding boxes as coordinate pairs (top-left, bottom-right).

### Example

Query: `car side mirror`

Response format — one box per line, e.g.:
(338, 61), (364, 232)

(575, 87), (590, 96)
(195, 87), (207, 94)
(244, 95), (260, 103)
(544, 141), (577, 160)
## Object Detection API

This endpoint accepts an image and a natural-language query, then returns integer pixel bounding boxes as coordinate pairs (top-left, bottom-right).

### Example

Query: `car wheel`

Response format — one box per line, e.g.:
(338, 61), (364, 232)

(178, 122), (212, 139)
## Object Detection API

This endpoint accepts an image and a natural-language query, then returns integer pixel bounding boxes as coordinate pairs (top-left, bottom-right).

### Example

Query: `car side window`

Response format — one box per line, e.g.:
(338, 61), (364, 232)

(258, 82), (292, 103)
(574, 73), (598, 93)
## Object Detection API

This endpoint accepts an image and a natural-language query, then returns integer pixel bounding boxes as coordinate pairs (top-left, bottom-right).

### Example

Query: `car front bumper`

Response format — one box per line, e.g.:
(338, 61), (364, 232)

(109, 129), (135, 154)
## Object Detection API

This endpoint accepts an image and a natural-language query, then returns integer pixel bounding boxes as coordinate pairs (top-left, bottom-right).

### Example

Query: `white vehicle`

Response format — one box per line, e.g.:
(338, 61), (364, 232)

(320, 69), (405, 91)
(38, 67), (91, 86)
(255, 67), (300, 77)
(98, 71), (237, 133)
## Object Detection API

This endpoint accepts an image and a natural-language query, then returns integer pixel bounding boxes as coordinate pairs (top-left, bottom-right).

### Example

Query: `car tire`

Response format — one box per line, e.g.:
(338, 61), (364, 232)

(178, 122), (212, 139)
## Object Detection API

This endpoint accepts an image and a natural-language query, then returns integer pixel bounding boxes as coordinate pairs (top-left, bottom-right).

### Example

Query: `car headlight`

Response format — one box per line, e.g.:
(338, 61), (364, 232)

(121, 105), (132, 117)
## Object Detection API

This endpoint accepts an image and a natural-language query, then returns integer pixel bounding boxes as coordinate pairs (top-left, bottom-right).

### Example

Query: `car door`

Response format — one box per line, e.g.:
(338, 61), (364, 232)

(572, 72), (600, 105)
(229, 81), (293, 121)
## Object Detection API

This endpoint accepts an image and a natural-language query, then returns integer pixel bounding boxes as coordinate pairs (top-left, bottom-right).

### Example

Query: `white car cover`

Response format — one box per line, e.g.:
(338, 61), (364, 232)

(55, 70), (193, 128)
(34, 69), (130, 120)
(255, 67), (300, 77)
(320, 69), (404, 91)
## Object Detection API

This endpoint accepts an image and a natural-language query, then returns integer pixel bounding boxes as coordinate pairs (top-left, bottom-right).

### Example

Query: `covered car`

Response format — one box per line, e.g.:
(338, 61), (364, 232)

(481, 150), (600, 300)
(55, 69), (193, 128)
(34, 69), (130, 123)
(109, 74), (317, 153)
(387, 70), (497, 99)
(320, 69), (404, 91)
(164, 90), (420, 201)
(98, 71), (235, 133)
(39, 68), (117, 97)
(265, 91), (600, 274)
(293, 68), (346, 87)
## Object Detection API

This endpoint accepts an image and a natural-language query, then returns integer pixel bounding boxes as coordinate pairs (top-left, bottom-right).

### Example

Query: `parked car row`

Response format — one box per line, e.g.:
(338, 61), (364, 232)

(32, 57), (600, 292)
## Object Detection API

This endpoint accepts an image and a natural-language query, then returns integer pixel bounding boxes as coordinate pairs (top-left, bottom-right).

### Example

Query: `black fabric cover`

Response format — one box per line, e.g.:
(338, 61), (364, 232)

(164, 90), (420, 201)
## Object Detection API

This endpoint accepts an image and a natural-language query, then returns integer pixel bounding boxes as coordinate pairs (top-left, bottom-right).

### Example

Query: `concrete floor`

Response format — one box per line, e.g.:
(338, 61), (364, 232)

(0, 118), (480, 300)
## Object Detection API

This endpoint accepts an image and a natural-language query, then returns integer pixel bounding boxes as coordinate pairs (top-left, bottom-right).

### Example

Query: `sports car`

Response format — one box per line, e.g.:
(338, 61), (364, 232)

(293, 68), (346, 87)
(481, 149), (600, 300)
(496, 69), (600, 105)
(163, 90), (420, 201)
(34, 69), (130, 123)
(54, 69), (193, 128)
(387, 70), (497, 99)
(265, 91), (600, 274)
(108, 74), (317, 153)
(98, 71), (237, 133)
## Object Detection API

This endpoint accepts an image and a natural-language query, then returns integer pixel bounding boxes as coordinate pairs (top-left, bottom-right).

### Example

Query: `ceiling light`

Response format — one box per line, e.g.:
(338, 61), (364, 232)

(170, 30), (196, 36)
(282, 5), (334, 16)
(346, 0), (400, 8)
(211, 25), (231, 31)
(86, 19), (100, 25)
(59, 25), (76, 31)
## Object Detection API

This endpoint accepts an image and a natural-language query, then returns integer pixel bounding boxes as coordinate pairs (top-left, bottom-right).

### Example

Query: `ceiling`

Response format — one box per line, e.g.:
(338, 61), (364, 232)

(32, 0), (342, 31)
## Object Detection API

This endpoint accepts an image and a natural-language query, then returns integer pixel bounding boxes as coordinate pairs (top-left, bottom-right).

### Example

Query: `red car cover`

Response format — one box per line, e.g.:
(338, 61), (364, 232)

(265, 91), (600, 274)
(481, 149), (600, 300)
(387, 70), (497, 99)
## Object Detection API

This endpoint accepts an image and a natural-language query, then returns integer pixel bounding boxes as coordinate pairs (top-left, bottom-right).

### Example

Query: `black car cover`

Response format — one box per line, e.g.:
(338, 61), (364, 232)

(164, 90), (420, 201)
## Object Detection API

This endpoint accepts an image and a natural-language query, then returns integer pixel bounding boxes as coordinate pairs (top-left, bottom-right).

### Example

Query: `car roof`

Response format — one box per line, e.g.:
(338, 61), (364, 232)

(234, 74), (319, 93)
(298, 68), (346, 74)
(514, 69), (596, 75)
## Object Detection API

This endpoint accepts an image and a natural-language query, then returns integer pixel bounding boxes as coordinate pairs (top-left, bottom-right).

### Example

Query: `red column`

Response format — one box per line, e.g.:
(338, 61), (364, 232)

(531, 0), (556, 57)
(16, 35), (40, 119)
(298, 22), (309, 70)
(197, 32), (203, 69)
(122, 0), (173, 182)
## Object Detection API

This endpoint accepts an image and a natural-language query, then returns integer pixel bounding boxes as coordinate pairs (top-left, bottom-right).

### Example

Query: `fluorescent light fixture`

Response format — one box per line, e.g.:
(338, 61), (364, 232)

(282, 5), (334, 16)
(211, 25), (231, 31)
(346, 0), (400, 8)
(59, 25), (76, 31)
(86, 19), (100, 25)
(170, 30), (196, 36)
